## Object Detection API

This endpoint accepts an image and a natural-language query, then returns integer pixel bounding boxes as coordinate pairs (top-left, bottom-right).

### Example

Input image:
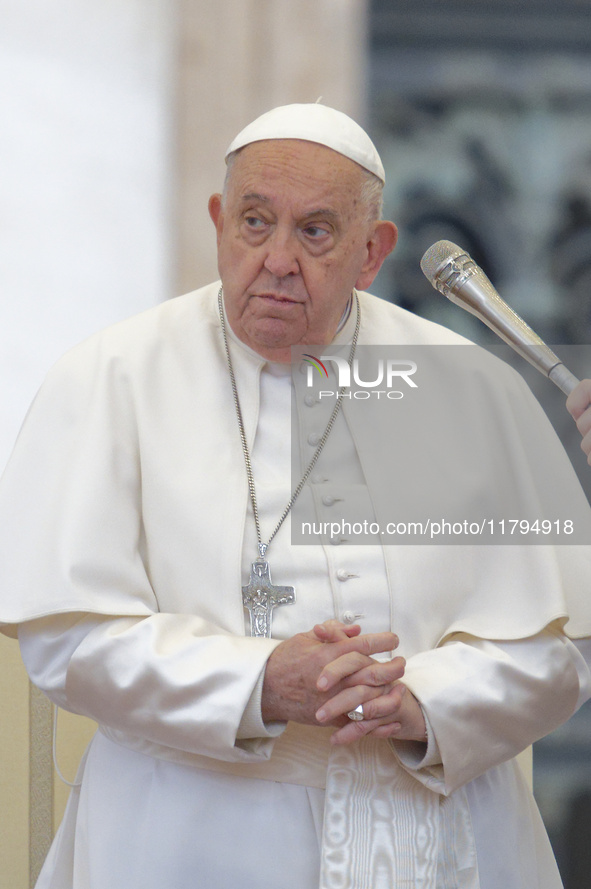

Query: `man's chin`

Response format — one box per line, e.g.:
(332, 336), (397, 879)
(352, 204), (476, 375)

(243, 318), (307, 360)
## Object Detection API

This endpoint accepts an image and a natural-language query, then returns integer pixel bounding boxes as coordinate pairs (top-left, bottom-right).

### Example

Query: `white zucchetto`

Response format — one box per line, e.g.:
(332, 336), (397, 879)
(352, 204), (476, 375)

(225, 103), (385, 183)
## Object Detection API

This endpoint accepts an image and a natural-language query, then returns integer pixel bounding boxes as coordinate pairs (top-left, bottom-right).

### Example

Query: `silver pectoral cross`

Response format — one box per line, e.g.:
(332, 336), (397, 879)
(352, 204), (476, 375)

(242, 558), (295, 638)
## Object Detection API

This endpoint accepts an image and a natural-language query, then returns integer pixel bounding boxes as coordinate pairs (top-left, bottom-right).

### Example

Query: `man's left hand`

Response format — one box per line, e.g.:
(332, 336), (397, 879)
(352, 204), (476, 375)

(312, 620), (427, 746)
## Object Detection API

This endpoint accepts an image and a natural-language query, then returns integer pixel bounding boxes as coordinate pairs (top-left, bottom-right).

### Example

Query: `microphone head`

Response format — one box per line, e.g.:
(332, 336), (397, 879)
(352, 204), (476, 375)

(419, 239), (560, 379)
(419, 240), (465, 285)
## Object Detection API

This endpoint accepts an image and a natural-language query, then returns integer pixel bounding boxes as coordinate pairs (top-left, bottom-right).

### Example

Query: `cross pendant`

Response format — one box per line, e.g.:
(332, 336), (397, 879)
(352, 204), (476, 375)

(242, 558), (295, 638)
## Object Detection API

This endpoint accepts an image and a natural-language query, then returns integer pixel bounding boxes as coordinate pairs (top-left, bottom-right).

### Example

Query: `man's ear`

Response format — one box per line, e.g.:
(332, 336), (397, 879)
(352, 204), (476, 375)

(208, 193), (223, 230)
(355, 221), (398, 291)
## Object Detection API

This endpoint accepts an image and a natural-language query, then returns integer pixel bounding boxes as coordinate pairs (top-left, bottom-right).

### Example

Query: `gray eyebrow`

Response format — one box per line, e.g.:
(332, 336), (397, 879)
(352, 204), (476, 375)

(240, 192), (269, 203)
(240, 193), (339, 224)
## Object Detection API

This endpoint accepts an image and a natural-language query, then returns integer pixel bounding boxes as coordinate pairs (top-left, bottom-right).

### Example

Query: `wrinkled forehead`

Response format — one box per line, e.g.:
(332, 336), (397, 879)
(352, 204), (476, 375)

(225, 139), (370, 199)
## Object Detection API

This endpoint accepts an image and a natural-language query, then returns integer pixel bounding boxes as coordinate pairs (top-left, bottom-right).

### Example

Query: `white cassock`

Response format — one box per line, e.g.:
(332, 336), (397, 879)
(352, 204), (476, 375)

(2, 283), (591, 889)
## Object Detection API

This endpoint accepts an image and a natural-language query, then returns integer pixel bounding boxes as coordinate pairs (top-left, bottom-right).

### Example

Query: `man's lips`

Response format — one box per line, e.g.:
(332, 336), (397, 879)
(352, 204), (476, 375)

(251, 293), (305, 305)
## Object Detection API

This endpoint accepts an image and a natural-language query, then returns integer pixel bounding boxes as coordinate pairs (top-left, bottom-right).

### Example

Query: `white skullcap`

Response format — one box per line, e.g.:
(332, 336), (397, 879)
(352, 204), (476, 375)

(225, 103), (385, 183)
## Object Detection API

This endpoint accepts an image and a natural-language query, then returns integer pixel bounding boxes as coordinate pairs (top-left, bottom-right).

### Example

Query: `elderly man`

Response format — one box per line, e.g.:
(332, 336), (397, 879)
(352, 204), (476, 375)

(1, 104), (591, 889)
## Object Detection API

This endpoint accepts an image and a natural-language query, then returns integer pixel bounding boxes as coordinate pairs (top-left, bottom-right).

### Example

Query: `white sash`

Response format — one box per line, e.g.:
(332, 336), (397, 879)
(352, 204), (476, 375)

(321, 739), (480, 889)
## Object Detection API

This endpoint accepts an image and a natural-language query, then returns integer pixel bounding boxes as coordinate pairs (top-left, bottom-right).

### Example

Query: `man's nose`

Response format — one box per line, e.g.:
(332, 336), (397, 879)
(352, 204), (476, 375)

(263, 229), (300, 278)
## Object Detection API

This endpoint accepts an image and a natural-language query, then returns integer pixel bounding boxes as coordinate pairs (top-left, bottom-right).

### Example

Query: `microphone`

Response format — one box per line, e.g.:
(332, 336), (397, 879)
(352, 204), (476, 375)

(420, 240), (580, 396)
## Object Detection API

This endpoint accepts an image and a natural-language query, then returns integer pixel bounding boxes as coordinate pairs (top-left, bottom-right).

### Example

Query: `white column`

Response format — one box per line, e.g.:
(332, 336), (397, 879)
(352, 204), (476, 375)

(0, 0), (177, 470)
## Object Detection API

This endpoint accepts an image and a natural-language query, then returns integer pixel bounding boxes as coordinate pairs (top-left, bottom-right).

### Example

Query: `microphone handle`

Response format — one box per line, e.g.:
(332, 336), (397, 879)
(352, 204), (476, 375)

(435, 252), (580, 396)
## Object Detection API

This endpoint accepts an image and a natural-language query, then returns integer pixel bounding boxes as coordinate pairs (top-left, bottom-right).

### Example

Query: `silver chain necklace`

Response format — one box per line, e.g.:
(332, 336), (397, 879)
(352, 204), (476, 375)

(217, 286), (361, 637)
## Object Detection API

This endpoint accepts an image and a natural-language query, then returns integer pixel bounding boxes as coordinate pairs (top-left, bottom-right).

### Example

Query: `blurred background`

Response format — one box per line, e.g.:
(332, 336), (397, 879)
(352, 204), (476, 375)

(2, 1), (591, 885)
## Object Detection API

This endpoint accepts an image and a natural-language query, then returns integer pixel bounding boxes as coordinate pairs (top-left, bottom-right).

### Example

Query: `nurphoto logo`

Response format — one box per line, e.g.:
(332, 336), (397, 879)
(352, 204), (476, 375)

(305, 355), (418, 400)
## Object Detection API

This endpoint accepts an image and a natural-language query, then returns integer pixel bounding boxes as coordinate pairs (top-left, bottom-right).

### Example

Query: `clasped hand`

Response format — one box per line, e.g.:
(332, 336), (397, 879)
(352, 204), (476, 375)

(261, 620), (426, 746)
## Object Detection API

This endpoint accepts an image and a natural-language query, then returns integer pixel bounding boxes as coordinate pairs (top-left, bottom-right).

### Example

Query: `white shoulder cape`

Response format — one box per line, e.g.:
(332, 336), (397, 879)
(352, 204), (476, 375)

(1, 282), (590, 643)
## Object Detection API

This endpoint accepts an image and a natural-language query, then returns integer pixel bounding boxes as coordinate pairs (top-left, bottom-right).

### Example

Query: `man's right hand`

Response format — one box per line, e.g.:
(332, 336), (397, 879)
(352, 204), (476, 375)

(261, 627), (403, 726)
(567, 379), (591, 463)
